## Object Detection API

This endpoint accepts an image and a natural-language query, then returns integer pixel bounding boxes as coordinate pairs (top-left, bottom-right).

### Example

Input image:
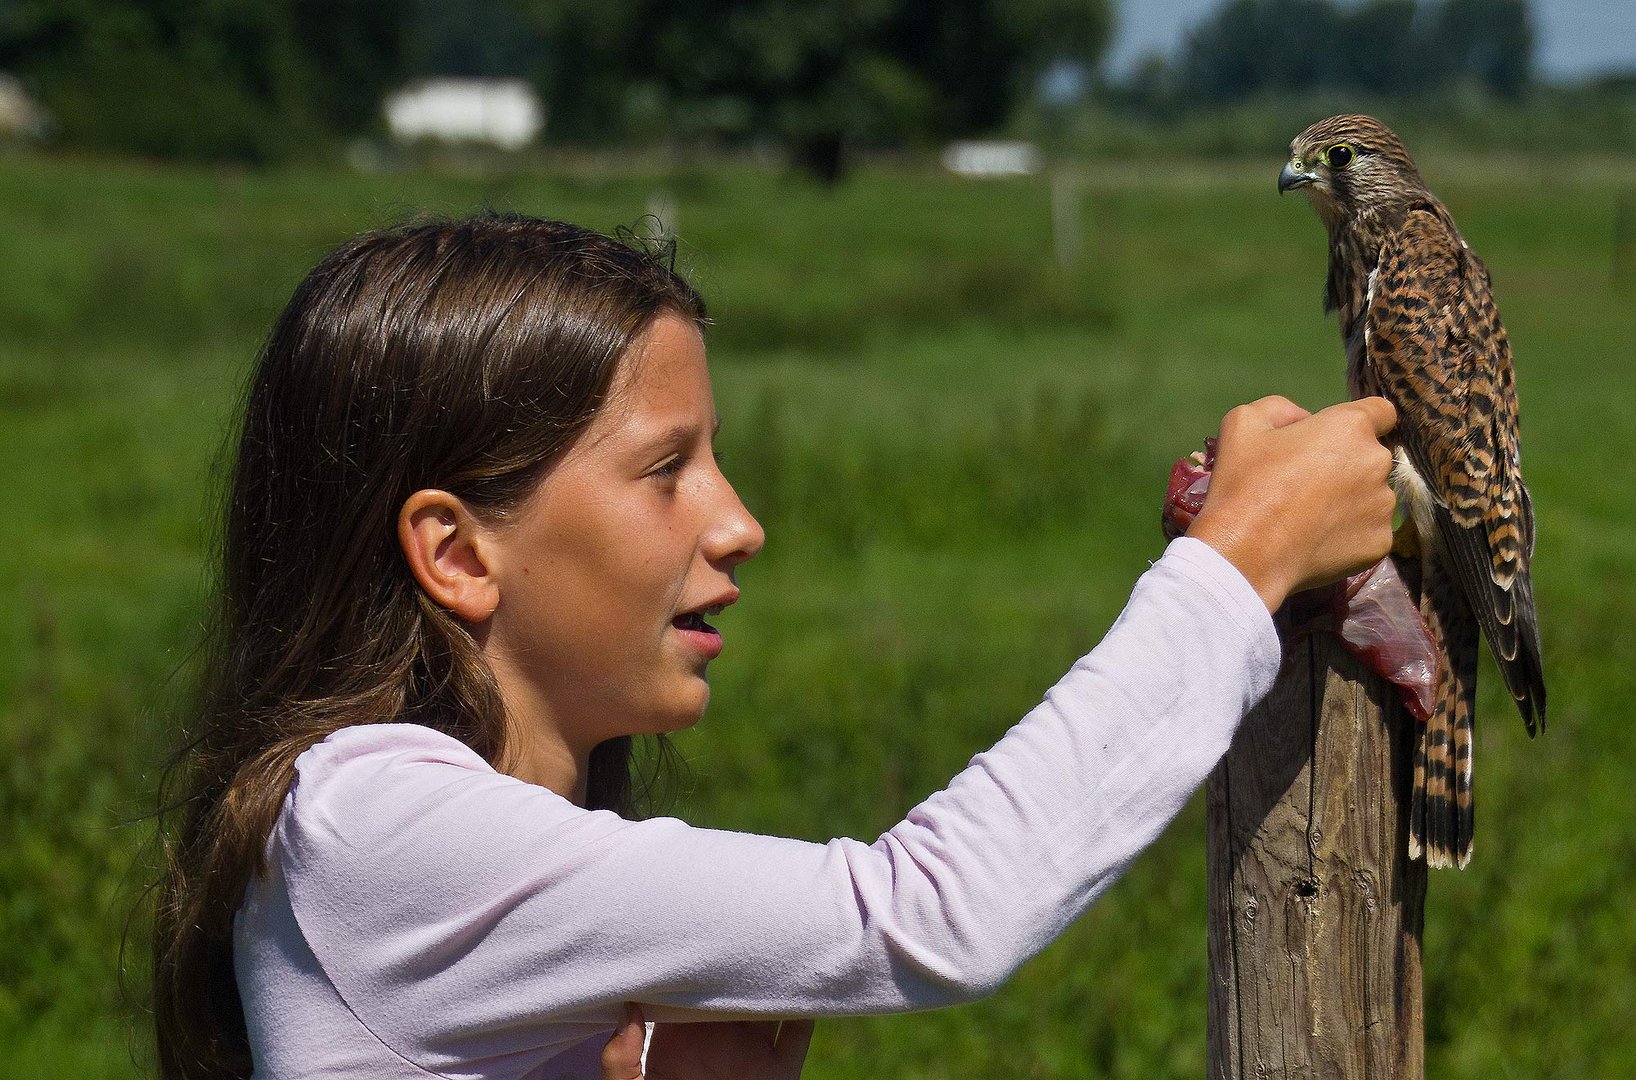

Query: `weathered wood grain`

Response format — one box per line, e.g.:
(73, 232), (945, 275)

(1207, 622), (1427, 1079)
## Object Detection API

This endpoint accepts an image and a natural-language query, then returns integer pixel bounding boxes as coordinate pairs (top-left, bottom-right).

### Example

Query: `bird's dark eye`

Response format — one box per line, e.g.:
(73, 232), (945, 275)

(1324, 143), (1354, 169)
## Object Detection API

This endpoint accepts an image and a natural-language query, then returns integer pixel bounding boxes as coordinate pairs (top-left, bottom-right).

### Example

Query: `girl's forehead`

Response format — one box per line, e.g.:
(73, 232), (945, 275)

(617, 315), (712, 406)
(584, 314), (716, 443)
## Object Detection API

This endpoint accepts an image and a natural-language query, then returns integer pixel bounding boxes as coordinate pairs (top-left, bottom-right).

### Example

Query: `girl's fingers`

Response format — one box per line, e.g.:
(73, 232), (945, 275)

(601, 1003), (647, 1080)
(1190, 392), (1403, 610)
(1343, 395), (1399, 437)
(1241, 394), (1313, 430)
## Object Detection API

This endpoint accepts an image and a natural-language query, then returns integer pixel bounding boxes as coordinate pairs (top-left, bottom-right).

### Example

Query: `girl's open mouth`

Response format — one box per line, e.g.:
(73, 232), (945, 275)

(672, 611), (723, 659)
(672, 611), (717, 635)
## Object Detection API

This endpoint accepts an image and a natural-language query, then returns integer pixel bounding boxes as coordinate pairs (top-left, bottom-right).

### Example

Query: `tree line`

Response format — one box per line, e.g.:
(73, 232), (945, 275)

(0, 0), (1564, 166)
(0, 0), (408, 161)
(0, 0), (1107, 166)
(1120, 0), (1533, 117)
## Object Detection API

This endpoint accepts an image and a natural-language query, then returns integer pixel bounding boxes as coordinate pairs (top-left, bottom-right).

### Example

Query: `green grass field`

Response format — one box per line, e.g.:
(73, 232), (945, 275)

(2, 146), (1633, 1077)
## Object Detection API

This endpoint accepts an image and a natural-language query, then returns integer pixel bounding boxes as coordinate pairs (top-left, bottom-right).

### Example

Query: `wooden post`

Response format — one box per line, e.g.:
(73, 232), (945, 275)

(1207, 618), (1428, 1078)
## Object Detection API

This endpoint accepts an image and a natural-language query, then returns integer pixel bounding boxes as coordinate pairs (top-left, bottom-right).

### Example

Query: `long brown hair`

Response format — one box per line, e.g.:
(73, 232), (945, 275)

(150, 214), (705, 1079)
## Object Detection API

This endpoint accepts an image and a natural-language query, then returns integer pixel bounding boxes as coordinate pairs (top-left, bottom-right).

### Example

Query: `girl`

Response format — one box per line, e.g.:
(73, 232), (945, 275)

(152, 213), (1397, 1080)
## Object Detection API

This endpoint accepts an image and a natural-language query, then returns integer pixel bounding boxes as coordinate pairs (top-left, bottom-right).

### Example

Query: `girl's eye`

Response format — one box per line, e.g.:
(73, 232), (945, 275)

(1324, 143), (1354, 169)
(650, 455), (686, 479)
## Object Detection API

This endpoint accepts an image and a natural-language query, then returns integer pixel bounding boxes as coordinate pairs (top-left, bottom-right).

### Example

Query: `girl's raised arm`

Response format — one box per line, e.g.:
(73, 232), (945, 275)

(236, 536), (1279, 1075)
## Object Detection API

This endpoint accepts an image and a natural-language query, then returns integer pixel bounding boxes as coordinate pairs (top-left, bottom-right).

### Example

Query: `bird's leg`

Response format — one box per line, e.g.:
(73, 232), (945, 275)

(1163, 439), (1442, 720)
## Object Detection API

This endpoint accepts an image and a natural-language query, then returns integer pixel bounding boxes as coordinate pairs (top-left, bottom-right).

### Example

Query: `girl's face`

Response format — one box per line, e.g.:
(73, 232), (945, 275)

(479, 313), (764, 770)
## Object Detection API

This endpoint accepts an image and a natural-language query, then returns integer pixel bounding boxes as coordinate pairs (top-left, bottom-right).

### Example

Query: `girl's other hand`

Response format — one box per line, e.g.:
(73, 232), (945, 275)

(601, 1003), (814, 1080)
(1186, 395), (1398, 612)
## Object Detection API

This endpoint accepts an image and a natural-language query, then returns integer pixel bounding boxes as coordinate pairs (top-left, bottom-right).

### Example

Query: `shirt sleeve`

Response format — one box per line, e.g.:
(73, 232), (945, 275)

(272, 536), (1280, 1068)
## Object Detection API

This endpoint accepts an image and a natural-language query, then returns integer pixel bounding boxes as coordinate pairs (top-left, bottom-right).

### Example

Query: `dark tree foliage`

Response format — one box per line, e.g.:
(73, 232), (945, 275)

(1337, 1), (1433, 96)
(0, 0), (412, 161)
(292, 0), (413, 134)
(408, 0), (542, 81)
(518, 0), (1110, 172)
(0, 0), (1108, 166)
(1159, 0), (1532, 107)
(1431, 0), (1532, 98)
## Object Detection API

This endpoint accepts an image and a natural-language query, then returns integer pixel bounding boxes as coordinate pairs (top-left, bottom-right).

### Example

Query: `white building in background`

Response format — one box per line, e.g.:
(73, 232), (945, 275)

(941, 140), (1042, 178)
(0, 73), (48, 139)
(384, 78), (544, 150)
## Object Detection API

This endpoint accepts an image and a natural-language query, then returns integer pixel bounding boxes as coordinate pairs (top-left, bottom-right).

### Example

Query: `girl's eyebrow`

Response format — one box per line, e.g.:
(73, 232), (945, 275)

(641, 417), (721, 450)
(623, 418), (720, 466)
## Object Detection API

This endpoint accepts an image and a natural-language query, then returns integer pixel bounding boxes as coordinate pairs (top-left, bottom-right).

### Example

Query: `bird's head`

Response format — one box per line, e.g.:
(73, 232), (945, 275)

(1279, 114), (1426, 227)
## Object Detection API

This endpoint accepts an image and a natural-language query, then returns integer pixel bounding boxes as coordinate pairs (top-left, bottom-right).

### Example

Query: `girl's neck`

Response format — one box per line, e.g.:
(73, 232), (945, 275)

(502, 722), (589, 805)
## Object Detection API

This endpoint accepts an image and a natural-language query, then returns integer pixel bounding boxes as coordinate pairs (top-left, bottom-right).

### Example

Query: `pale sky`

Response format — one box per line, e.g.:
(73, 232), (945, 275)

(1104, 0), (1636, 81)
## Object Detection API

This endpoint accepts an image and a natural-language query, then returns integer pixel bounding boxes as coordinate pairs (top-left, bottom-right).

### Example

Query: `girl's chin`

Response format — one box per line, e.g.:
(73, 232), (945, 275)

(636, 685), (710, 736)
(584, 674), (710, 743)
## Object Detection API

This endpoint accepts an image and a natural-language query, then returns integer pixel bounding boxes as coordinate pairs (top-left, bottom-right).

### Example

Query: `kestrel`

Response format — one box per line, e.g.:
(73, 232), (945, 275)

(1279, 114), (1545, 869)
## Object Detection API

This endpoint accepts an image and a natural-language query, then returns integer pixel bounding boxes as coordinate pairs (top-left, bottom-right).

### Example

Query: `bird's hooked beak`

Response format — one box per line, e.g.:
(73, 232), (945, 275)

(1278, 160), (1319, 193)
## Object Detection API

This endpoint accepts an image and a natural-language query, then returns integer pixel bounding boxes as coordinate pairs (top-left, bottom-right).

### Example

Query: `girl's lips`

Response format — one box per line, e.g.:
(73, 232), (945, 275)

(672, 613), (723, 660)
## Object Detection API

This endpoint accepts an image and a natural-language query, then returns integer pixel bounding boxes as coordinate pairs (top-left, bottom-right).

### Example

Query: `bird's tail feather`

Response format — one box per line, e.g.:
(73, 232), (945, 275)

(1411, 562), (1478, 869)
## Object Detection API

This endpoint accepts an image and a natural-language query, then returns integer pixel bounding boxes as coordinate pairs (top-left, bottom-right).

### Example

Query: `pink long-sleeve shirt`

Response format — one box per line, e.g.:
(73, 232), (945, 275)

(234, 537), (1281, 1079)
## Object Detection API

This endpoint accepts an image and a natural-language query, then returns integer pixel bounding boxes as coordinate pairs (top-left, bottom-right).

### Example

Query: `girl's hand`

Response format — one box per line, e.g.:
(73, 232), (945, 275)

(1185, 395), (1398, 612)
(601, 1003), (814, 1080)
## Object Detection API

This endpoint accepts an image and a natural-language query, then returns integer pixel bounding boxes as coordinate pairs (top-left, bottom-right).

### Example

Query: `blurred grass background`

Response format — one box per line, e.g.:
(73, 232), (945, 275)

(2, 146), (1633, 1077)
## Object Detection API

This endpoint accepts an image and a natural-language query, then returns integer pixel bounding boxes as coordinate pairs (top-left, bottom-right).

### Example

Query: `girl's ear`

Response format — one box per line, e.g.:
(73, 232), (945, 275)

(398, 490), (500, 623)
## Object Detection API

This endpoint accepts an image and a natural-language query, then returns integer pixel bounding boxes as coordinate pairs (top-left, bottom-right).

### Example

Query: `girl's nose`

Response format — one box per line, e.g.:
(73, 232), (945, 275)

(705, 477), (765, 569)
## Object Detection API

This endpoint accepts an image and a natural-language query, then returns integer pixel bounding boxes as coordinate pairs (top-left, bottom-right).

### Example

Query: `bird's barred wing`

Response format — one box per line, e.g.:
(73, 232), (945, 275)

(1365, 209), (1546, 734)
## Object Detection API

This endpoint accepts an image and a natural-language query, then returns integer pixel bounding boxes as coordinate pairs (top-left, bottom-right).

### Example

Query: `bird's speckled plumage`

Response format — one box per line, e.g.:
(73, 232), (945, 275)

(1282, 114), (1546, 868)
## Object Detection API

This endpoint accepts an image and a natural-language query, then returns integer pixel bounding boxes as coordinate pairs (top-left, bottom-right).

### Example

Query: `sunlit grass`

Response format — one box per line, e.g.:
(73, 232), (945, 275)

(2, 148), (1632, 1076)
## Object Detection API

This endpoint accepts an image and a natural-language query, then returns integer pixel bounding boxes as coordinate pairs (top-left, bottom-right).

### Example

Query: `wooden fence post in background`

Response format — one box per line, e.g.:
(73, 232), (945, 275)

(1050, 169), (1083, 272)
(1206, 619), (1428, 1078)
(645, 190), (678, 244)
(1614, 190), (1634, 289)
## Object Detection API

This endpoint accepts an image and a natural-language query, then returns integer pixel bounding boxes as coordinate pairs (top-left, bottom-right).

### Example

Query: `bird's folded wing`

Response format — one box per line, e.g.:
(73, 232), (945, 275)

(1366, 208), (1545, 733)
